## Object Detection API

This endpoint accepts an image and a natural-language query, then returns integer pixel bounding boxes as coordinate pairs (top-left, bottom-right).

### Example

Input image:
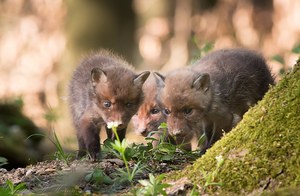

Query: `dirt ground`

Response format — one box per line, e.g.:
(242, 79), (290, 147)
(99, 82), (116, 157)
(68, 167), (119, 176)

(0, 151), (195, 195)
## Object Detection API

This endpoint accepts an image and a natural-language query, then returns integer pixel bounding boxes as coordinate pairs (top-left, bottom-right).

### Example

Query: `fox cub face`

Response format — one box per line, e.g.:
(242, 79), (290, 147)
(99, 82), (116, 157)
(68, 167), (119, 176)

(91, 67), (150, 129)
(131, 73), (166, 137)
(132, 101), (164, 137)
(157, 69), (211, 143)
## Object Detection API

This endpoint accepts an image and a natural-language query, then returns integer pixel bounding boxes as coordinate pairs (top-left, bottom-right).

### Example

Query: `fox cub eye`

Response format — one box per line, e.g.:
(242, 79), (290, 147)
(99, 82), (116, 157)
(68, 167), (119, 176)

(150, 108), (160, 115)
(103, 100), (111, 108)
(163, 108), (171, 116)
(126, 102), (133, 108)
(183, 108), (193, 115)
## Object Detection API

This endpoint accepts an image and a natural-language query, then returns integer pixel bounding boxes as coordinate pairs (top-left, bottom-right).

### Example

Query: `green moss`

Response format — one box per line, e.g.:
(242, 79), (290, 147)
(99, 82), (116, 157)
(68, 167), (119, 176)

(165, 62), (300, 194)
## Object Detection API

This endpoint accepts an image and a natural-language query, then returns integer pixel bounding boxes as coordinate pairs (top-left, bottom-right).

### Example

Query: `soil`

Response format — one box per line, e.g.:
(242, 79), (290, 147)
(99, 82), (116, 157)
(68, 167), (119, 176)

(0, 151), (195, 195)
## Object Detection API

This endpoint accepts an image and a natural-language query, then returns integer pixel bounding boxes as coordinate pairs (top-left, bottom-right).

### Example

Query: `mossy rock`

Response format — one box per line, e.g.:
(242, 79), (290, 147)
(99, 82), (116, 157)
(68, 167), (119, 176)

(165, 61), (300, 195)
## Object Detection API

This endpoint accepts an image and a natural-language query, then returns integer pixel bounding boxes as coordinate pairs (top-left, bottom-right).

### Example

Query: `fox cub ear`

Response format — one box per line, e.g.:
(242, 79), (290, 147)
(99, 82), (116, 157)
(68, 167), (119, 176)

(91, 68), (107, 86)
(153, 72), (165, 87)
(134, 71), (150, 87)
(153, 72), (165, 83)
(192, 73), (210, 92)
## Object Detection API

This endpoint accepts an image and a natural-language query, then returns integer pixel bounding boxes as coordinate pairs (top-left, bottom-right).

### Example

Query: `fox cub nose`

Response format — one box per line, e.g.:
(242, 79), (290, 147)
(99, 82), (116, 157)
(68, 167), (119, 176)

(171, 129), (183, 137)
(137, 128), (147, 136)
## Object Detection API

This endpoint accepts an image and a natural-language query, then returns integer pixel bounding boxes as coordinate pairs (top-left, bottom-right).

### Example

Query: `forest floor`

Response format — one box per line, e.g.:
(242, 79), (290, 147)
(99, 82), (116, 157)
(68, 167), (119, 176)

(0, 143), (198, 195)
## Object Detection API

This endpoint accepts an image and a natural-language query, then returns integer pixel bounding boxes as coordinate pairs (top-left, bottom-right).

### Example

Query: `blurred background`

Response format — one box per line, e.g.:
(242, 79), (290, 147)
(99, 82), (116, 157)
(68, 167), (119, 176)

(0, 0), (299, 169)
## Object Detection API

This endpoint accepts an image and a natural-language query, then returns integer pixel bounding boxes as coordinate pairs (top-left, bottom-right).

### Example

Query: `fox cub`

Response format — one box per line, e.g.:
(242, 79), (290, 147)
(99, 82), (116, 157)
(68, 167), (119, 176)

(69, 50), (150, 159)
(157, 49), (274, 154)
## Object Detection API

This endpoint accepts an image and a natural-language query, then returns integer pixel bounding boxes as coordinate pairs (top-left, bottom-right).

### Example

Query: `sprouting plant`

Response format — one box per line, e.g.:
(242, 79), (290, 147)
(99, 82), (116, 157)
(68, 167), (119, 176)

(4, 180), (26, 195)
(108, 122), (130, 176)
(107, 122), (143, 185)
(102, 122), (198, 189)
(51, 131), (73, 165)
(151, 142), (177, 162)
(27, 130), (72, 166)
(126, 122), (198, 169)
(157, 122), (168, 144)
(113, 161), (144, 186)
(202, 155), (224, 190)
(135, 173), (170, 196)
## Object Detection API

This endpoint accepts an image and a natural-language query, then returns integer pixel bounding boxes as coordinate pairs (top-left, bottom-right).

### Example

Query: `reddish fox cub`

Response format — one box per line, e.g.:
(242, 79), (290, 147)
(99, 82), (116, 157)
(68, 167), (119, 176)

(131, 72), (175, 146)
(69, 50), (150, 160)
(157, 48), (274, 154)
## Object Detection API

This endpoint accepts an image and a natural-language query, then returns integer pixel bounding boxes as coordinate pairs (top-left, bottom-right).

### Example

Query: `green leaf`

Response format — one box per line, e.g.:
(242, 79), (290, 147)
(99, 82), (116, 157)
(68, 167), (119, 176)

(139, 179), (151, 187)
(145, 137), (158, 142)
(0, 187), (10, 195)
(161, 154), (173, 161)
(6, 180), (14, 191)
(85, 173), (93, 182)
(14, 183), (26, 191)
(85, 169), (113, 185)
(157, 143), (176, 153)
(158, 122), (167, 129)
(149, 173), (155, 184)
(103, 175), (113, 185)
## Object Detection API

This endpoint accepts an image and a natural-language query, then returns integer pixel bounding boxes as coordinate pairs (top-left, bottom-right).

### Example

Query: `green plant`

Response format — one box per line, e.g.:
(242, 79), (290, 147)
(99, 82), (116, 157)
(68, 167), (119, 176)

(51, 131), (73, 165)
(3, 180), (26, 195)
(113, 161), (144, 186)
(0, 187), (10, 196)
(112, 123), (199, 176)
(157, 122), (168, 144)
(85, 169), (113, 185)
(145, 123), (179, 161)
(107, 122), (144, 185)
(151, 142), (177, 161)
(148, 122), (198, 162)
(99, 122), (199, 192)
(135, 173), (170, 196)
(27, 130), (73, 166)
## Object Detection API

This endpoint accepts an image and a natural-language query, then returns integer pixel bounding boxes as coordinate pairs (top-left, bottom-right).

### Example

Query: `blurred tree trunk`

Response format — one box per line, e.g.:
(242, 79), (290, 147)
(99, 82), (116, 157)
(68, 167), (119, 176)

(161, 0), (192, 72)
(65, 0), (136, 61)
(56, 0), (136, 146)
